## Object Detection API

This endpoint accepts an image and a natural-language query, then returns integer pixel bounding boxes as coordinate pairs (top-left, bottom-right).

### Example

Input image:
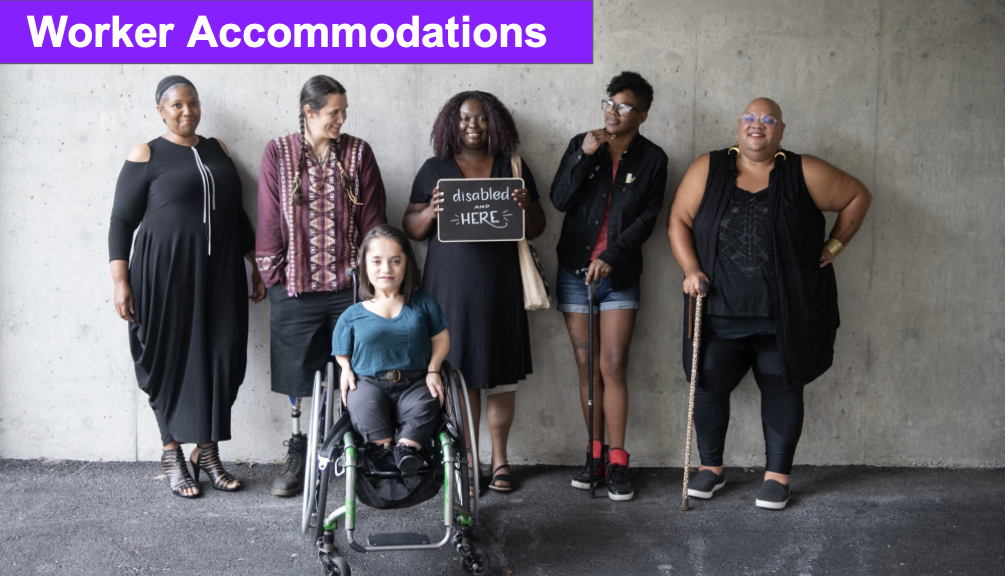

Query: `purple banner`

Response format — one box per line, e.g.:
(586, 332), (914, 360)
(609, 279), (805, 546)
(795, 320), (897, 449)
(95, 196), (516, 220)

(3, 1), (593, 64)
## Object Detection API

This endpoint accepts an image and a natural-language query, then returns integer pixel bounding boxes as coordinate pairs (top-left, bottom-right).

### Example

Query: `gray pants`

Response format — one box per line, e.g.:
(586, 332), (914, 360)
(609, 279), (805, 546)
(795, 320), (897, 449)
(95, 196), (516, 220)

(347, 374), (440, 445)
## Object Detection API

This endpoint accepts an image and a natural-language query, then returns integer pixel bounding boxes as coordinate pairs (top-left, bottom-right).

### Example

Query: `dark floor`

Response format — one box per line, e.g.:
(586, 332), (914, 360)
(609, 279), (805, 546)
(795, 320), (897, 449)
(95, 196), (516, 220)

(1, 460), (1003, 575)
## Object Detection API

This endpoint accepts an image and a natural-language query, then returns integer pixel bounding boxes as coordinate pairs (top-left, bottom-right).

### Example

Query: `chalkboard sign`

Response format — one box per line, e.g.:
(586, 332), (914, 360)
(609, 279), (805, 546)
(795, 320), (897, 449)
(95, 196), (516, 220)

(436, 178), (526, 242)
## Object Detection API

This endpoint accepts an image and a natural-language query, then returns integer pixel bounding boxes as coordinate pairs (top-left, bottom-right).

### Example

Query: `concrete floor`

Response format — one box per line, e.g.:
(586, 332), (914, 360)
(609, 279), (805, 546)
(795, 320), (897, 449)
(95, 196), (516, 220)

(1, 460), (1003, 575)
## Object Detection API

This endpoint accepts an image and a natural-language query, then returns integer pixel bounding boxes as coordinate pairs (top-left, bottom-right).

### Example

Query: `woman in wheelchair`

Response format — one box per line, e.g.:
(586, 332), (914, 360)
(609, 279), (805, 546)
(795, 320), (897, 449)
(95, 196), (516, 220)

(333, 224), (450, 479)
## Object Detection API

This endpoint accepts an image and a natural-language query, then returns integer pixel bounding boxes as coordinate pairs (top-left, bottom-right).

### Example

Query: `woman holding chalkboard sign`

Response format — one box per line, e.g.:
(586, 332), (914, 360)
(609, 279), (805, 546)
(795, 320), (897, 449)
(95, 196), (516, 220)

(403, 91), (546, 494)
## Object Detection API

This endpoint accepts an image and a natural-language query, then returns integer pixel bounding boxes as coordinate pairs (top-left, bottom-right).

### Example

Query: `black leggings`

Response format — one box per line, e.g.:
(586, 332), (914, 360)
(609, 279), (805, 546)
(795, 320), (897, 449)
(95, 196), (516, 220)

(691, 333), (804, 474)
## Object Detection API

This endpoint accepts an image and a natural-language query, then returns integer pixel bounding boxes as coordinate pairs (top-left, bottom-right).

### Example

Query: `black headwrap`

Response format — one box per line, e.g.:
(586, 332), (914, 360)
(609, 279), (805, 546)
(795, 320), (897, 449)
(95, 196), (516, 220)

(156, 75), (196, 104)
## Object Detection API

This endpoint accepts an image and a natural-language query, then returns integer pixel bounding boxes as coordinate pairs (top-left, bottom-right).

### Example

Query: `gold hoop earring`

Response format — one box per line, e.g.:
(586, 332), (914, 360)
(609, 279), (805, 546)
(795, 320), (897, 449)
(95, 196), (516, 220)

(774, 149), (787, 161)
(727, 145), (739, 156)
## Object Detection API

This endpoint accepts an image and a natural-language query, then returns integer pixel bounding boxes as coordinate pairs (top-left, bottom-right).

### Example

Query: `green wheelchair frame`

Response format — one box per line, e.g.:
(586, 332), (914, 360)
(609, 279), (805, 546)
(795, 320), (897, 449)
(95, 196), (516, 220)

(302, 360), (489, 576)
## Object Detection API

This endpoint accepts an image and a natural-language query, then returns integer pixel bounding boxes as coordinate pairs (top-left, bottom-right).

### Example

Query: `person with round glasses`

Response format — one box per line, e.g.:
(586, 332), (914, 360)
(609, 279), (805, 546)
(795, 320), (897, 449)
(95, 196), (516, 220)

(550, 71), (669, 501)
(667, 97), (872, 510)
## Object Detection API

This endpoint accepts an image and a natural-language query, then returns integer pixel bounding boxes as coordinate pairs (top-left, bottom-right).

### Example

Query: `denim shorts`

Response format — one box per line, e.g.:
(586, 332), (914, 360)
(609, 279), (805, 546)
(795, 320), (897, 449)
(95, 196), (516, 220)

(556, 267), (641, 314)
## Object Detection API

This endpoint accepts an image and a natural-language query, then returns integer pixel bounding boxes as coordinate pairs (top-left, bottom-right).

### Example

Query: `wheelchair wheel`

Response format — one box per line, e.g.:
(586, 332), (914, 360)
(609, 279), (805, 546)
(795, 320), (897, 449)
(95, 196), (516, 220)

(302, 371), (324, 534)
(444, 363), (478, 525)
(319, 554), (350, 576)
(313, 363), (338, 542)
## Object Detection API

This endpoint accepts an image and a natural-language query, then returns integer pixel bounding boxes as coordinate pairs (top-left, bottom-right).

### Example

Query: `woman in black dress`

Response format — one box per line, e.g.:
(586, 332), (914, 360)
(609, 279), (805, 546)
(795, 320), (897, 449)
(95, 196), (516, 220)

(403, 91), (546, 493)
(109, 76), (266, 498)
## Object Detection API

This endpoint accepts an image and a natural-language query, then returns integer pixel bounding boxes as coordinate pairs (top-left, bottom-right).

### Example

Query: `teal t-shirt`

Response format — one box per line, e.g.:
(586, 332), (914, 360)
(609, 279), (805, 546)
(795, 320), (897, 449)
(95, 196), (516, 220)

(332, 290), (450, 377)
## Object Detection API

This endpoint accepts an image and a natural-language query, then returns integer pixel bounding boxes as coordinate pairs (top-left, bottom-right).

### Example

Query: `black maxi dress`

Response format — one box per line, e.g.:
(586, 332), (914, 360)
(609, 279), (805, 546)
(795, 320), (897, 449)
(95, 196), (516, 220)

(109, 136), (255, 444)
(409, 155), (536, 389)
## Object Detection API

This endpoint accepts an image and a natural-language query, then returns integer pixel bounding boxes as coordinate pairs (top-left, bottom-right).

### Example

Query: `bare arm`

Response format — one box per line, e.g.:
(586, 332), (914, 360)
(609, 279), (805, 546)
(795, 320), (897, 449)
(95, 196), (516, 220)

(425, 328), (450, 406)
(336, 355), (356, 407)
(667, 154), (710, 296)
(802, 155), (873, 266)
(403, 184), (446, 241)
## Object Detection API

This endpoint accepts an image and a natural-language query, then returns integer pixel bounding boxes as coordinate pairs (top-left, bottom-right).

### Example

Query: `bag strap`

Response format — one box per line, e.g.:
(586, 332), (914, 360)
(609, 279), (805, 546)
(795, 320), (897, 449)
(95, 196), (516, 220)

(510, 155), (522, 179)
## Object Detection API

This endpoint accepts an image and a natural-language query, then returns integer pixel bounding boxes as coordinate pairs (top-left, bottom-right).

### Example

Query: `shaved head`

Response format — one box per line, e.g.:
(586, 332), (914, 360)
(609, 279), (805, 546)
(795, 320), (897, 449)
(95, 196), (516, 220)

(744, 97), (783, 123)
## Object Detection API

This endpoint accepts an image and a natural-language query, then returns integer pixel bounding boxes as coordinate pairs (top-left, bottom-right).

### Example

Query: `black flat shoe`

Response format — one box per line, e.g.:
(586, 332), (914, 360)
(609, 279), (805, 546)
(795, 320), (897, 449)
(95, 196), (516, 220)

(162, 446), (200, 499)
(191, 443), (242, 492)
(488, 464), (513, 493)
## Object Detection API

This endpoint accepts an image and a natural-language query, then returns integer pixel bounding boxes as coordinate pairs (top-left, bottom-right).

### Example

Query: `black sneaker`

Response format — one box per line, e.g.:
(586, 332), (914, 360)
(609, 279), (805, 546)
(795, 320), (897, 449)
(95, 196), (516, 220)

(755, 480), (790, 510)
(571, 445), (607, 490)
(394, 444), (423, 478)
(367, 446), (398, 474)
(687, 470), (726, 499)
(271, 433), (306, 497)
(606, 463), (634, 501)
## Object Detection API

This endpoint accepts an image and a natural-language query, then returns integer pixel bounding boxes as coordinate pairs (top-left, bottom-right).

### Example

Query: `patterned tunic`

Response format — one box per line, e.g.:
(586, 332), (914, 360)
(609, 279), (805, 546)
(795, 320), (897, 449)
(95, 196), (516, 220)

(256, 133), (387, 293)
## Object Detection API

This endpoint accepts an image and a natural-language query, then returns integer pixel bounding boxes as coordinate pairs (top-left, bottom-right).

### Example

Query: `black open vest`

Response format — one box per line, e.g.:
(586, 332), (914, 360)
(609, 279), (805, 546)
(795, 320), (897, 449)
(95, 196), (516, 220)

(682, 148), (840, 387)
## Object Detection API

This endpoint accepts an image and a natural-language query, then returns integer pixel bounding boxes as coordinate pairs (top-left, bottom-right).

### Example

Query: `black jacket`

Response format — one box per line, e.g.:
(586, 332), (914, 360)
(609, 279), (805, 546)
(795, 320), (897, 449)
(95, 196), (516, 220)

(550, 132), (669, 291)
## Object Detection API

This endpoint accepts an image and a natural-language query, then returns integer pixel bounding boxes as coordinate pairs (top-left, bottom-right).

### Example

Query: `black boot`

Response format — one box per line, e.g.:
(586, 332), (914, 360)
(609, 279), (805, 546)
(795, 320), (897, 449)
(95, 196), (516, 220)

(271, 433), (307, 497)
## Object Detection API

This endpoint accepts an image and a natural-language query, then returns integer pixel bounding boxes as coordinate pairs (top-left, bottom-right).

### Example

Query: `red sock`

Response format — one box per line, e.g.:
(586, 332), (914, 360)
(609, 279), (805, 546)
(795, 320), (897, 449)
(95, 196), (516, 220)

(591, 439), (603, 459)
(609, 448), (629, 467)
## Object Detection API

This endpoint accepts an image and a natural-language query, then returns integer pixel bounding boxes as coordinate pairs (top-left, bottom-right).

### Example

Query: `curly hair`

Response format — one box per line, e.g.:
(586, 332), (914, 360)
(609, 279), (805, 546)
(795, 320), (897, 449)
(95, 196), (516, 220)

(430, 91), (520, 161)
(606, 71), (654, 112)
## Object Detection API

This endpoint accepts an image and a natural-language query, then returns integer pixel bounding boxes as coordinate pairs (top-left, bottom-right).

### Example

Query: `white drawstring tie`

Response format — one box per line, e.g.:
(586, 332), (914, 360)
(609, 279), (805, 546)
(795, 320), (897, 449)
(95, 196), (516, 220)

(191, 147), (216, 255)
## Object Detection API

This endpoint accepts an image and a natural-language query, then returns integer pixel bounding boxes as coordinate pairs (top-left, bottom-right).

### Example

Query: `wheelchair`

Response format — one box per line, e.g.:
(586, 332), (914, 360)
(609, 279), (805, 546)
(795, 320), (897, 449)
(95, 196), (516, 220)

(300, 359), (489, 576)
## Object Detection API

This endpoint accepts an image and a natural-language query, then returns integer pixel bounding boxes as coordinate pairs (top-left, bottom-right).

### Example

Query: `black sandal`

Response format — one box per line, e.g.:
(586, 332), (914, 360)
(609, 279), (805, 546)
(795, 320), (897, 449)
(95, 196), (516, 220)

(488, 464), (514, 493)
(162, 446), (200, 498)
(191, 443), (243, 492)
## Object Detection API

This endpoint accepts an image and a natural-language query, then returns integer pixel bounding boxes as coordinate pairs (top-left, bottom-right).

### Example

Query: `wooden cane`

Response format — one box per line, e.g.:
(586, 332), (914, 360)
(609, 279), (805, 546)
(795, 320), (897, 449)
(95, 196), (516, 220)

(680, 280), (708, 511)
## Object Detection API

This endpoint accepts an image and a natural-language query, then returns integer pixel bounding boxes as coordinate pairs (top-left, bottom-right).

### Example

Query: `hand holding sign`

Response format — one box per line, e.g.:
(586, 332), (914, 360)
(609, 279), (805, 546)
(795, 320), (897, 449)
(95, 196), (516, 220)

(430, 186), (445, 215)
(512, 188), (534, 211)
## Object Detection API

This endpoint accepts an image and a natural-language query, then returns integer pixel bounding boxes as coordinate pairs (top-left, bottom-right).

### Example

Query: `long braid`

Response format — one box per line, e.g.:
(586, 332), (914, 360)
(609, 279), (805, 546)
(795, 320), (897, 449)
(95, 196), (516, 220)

(292, 111), (307, 205)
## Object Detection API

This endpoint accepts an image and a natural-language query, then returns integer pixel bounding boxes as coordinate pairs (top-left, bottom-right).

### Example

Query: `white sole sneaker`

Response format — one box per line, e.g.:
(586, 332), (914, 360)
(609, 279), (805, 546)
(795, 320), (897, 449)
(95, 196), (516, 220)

(608, 490), (634, 501)
(755, 497), (788, 510)
(687, 479), (726, 499)
(571, 478), (604, 490)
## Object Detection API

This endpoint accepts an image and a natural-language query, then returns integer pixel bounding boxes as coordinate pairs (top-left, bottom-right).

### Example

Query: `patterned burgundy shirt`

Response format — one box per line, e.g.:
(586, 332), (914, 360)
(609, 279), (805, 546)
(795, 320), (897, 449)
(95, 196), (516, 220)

(256, 132), (387, 293)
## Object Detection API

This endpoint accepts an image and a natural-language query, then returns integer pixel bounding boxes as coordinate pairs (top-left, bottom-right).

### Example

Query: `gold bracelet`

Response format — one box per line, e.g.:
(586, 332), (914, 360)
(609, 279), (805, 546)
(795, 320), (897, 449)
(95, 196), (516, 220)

(825, 238), (845, 257)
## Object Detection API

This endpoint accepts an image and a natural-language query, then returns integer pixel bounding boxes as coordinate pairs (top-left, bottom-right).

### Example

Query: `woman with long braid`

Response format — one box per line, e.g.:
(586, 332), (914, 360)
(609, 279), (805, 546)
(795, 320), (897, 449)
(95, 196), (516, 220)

(256, 75), (387, 497)
(109, 75), (266, 498)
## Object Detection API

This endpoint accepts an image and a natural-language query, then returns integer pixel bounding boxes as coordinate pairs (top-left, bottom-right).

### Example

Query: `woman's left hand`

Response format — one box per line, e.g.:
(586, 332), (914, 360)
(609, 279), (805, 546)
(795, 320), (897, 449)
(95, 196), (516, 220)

(819, 247), (836, 268)
(511, 188), (533, 211)
(250, 268), (267, 303)
(426, 372), (445, 407)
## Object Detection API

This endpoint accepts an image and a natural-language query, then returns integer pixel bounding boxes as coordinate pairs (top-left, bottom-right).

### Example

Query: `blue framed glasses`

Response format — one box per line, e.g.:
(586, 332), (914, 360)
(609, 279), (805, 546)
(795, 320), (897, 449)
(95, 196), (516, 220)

(740, 113), (779, 127)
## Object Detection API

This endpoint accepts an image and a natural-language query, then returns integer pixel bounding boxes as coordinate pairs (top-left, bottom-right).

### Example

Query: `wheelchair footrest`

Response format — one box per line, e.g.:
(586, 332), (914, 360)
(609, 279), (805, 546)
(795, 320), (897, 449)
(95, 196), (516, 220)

(367, 532), (431, 546)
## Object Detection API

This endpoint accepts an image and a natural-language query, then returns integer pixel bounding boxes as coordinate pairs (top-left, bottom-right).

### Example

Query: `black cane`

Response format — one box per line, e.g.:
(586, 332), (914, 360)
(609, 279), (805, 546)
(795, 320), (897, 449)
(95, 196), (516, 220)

(587, 275), (597, 497)
(680, 279), (709, 511)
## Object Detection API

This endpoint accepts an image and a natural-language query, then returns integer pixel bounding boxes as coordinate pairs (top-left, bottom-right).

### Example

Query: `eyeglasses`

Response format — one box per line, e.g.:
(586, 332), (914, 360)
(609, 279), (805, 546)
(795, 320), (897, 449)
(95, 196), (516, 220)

(740, 113), (780, 127)
(601, 99), (637, 117)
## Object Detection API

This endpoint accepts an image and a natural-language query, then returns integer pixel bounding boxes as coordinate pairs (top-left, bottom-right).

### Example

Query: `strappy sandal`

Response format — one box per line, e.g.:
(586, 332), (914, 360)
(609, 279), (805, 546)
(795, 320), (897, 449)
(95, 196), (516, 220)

(488, 464), (514, 493)
(191, 443), (243, 492)
(162, 446), (200, 498)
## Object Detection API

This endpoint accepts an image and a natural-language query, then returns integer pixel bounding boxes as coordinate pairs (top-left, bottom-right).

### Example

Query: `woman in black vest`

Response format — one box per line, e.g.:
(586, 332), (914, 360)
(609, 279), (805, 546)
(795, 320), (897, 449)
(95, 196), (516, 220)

(667, 98), (871, 510)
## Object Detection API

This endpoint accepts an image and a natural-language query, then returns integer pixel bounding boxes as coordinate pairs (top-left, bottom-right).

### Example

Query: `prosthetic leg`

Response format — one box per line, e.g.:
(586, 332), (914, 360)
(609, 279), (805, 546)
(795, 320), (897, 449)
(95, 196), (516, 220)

(272, 395), (308, 497)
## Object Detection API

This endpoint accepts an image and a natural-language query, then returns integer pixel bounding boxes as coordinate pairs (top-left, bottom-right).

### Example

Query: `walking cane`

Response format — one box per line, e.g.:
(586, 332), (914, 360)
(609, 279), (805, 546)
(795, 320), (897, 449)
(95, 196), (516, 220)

(586, 273), (597, 498)
(680, 280), (708, 511)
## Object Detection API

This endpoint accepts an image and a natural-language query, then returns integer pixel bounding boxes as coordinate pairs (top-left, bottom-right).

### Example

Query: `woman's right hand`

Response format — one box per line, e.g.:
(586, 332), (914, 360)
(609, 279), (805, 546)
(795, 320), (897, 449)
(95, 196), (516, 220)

(428, 186), (445, 217)
(340, 369), (357, 407)
(683, 270), (710, 298)
(114, 280), (135, 322)
(581, 129), (613, 155)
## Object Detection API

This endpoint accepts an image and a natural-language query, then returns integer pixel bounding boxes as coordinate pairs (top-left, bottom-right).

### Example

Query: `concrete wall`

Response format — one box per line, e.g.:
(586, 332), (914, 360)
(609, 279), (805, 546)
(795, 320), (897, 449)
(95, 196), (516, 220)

(2, 0), (1003, 466)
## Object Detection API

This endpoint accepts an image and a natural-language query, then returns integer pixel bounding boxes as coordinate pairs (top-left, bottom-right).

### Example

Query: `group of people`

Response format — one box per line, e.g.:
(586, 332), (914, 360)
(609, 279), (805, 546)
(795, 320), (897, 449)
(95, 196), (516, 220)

(109, 71), (870, 509)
